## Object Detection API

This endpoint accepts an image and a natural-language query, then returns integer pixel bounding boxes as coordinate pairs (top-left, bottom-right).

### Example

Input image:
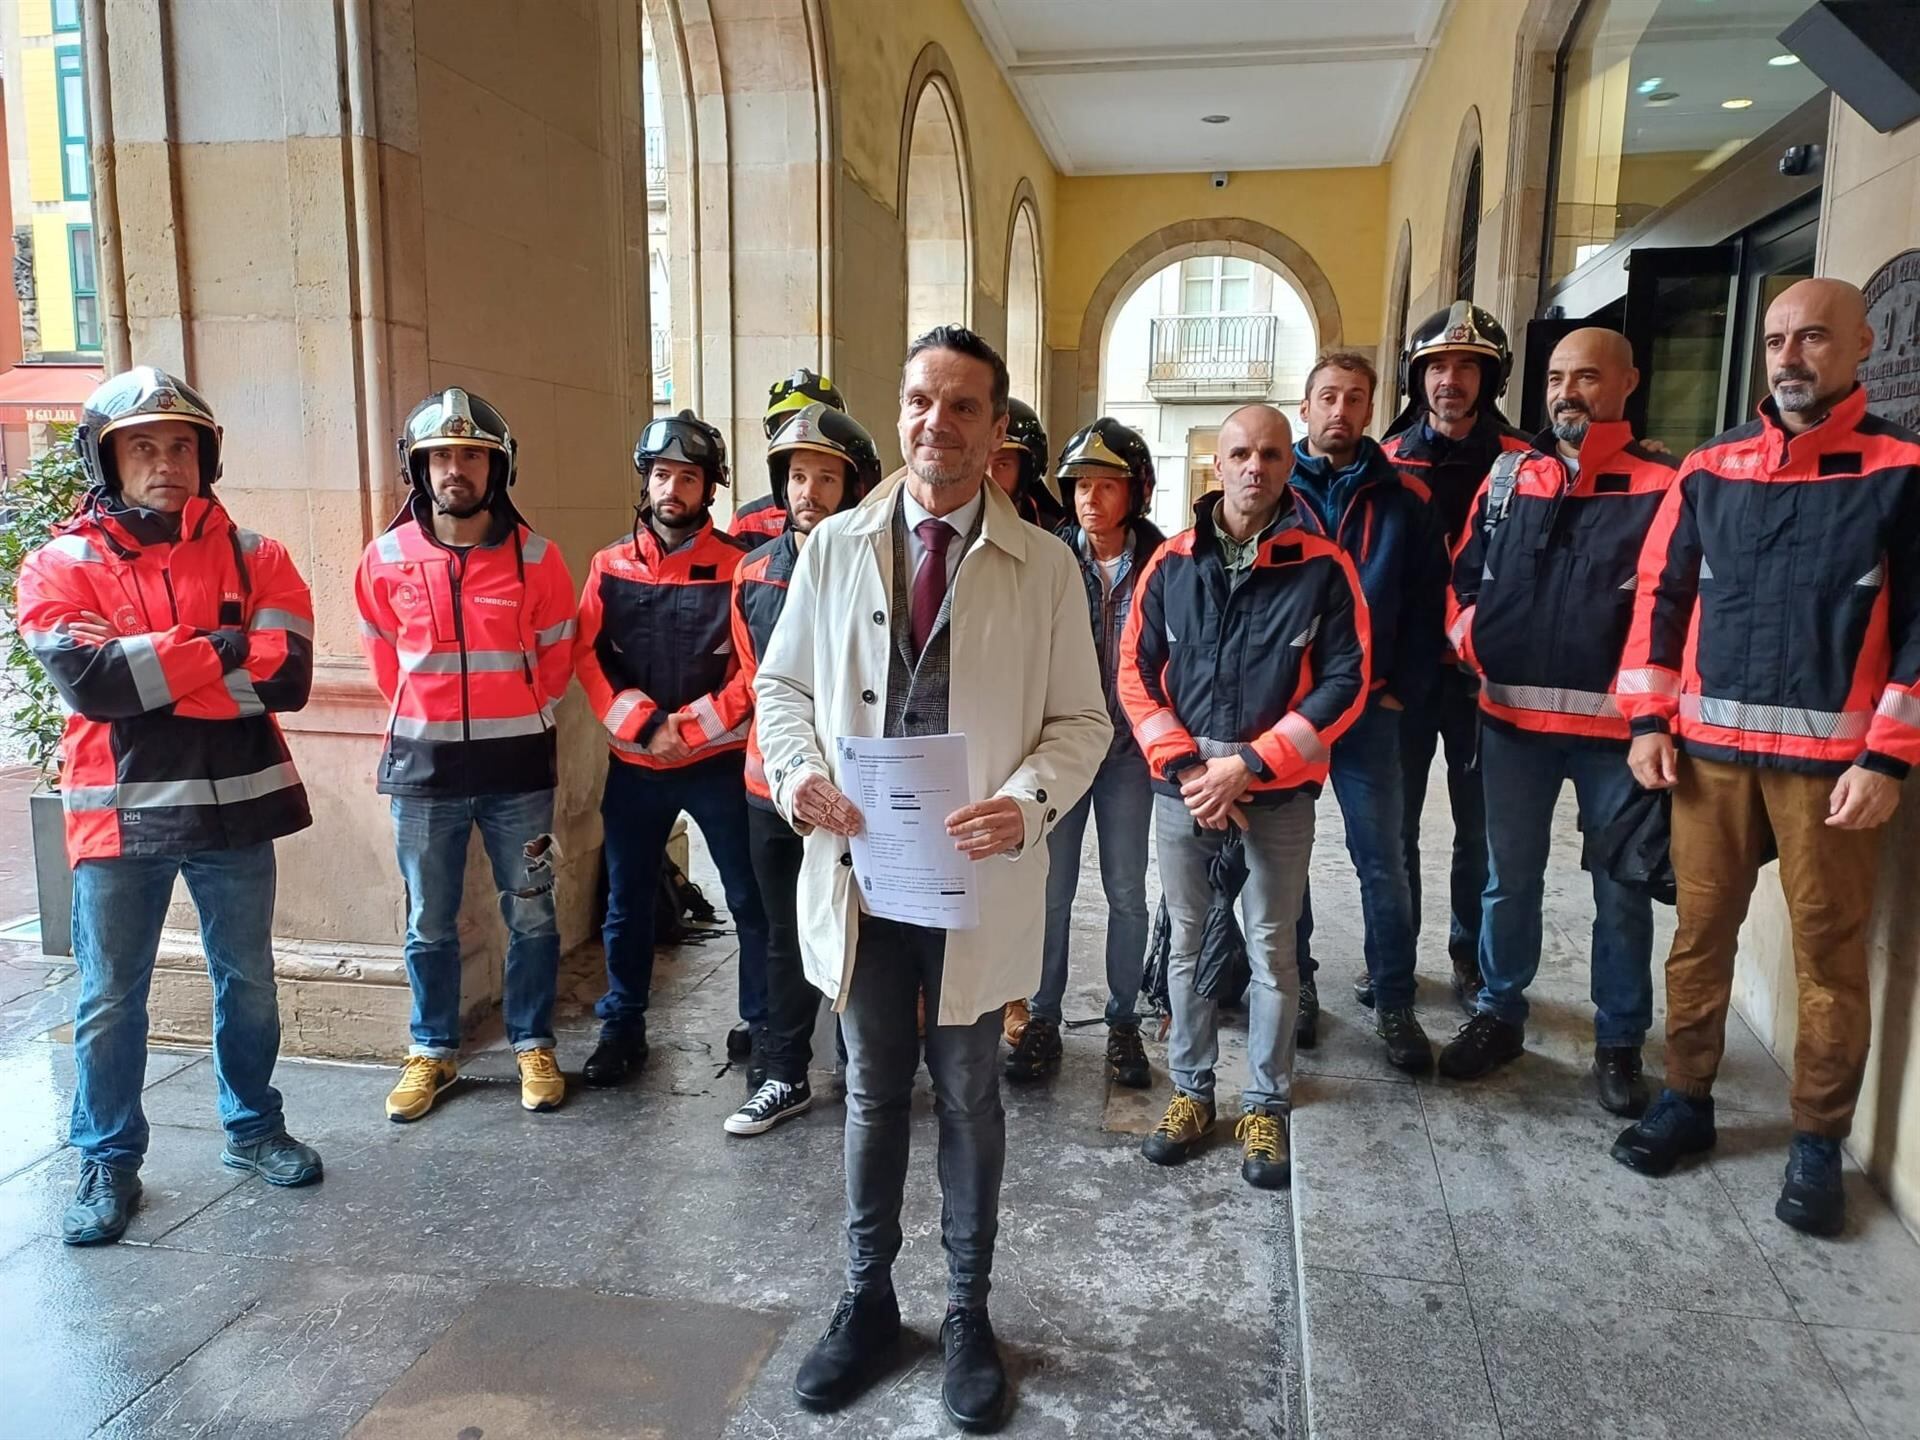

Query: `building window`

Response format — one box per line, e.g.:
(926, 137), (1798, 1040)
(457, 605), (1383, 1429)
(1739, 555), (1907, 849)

(1180, 255), (1253, 316)
(55, 47), (89, 200)
(70, 225), (99, 352)
(1455, 149), (1482, 303)
(53, 0), (82, 31)
(1547, 0), (1820, 288)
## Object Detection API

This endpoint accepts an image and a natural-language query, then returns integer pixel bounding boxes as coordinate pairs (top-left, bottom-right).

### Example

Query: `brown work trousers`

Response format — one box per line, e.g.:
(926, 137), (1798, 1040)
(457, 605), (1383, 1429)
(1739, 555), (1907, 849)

(1664, 754), (1885, 1138)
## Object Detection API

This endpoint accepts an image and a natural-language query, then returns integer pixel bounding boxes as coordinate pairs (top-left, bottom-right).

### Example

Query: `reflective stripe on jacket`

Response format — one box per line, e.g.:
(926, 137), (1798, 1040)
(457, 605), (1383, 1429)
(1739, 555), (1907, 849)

(575, 516), (751, 770)
(1449, 421), (1677, 745)
(1616, 386), (1920, 777)
(726, 530), (798, 807)
(1118, 492), (1371, 801)
(17, 493), (314, 862)
(354, 504), (577, 797)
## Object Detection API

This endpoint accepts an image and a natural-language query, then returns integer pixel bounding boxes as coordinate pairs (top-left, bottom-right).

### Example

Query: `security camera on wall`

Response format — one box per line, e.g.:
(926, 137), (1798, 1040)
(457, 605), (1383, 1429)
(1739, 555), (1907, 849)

(1210, 172), (1230, 190)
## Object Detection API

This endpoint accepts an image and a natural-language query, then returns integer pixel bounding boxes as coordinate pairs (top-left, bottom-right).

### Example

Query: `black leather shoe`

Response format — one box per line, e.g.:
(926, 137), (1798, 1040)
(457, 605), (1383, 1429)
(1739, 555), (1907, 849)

(1003, 1015), (1062, 1083)
(1376, 1006), (1433, 1074)
(1105, 1022), (1151, 1088)
(1436, 1013), (1525, 1080)
(1592, 1045), (1649, 1117)
(582, 1025), (648, 1087)
(1611, 1089), (1716, 1176)
(1295, 977), (1320, 1049)
(793, 1288), (901, 1412)
(61, 1160), (141, 1246)
(941, 1305), (1008, 1432)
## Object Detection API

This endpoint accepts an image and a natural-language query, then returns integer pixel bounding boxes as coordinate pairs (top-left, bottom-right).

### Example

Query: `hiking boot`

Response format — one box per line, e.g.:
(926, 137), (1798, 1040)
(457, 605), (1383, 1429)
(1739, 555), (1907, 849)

(1001, 998), (1031, 1048)
(941, 1305), (1007, 1432)
(516, 1046), (566, 1113)
(1376, 1005), (1433, 1074)
(1610, 1089), (1717, 1176)
(793, 1288), (902, 1413)
(582, 1024), (648, 1087)
(1776, 1132), (1845, 1237)
(1436, 1012), (1525, 1080)
(1106, 1022), (1151, 1088)
(1592, 1045), (1648, 1118)
(385, 1055), (459, 1122)
(1296, 977), (1320, 1049)
(1352, 973), (1375, 1009)
(1235, 1108), (1290, 1190)
(1003, 1014), (1062, 1083)
(1141, 1093), (1215, 1166)
(222, 1132), (323, 1187)
(725, 1077), (813, 1136)
(61, 1160), (141, 1246)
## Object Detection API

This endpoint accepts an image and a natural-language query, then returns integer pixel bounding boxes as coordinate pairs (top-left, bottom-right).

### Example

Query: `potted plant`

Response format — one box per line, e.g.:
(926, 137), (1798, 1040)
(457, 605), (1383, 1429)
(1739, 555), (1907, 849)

(0, 424), (88, 956)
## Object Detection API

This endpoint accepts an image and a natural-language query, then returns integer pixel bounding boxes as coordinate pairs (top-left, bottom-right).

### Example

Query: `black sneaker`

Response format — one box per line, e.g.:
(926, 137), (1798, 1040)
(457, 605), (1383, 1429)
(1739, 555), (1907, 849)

(61, 1159), (141, 1246)
(724, 1077), (813, 1136)
(1436, 1012), (1525, 1080)
(1003, 1014), (1062, 1083)
(221, 1132), (323, 1187)
(1592, 1045), (1649, 1117)
(793, 1288), (901, 1412)
(1610, 1088), (1716, 1176)
(1776, 1132), (1845, 1237)
(1376, 1006), (1433, 1074)
(1352, 973), (1375, 1009)
(1295, 978), (1320, 1049)
(1106, 1022), (1151, 1089)
(582, 1024), (648, 1087)
(941, 1305), (1008, 1432)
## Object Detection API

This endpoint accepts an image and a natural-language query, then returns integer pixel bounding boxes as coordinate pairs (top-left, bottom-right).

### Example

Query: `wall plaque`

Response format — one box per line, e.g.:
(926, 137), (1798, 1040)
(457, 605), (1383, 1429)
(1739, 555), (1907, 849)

(1862, 248), (1920, 433)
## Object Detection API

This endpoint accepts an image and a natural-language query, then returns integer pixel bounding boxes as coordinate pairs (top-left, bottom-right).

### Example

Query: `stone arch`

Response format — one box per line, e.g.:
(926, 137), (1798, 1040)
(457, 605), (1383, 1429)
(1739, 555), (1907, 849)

(898, 44), (975, 344)
(1003, 180), (1043, 405)
(639, 0), (836, 480)
(1437, 106), (1485, 309)
(1072, 217), (1343, 424)
(1379, 219), (1414, 431)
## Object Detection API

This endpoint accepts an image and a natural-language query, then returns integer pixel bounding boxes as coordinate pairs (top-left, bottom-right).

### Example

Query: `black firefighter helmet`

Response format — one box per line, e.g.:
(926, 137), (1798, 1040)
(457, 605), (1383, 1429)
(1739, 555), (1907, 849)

(1055, 417), (1154, 519)
(763, 368), (847, 440)
(636, 408), (730, 515)
(997, 398), (1051, 498)
(399, 387), (517, 496)
(1387, 300), (1514, 437)
(767, 402), (881, 515)
(79, 366), (223, 496)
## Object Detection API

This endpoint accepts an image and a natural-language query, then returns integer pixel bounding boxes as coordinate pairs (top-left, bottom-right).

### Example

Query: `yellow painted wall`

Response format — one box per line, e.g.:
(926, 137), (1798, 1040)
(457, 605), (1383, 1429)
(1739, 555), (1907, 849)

(18, 0), (53, 39)
(1050, 168), (1390, 352)
(32, 212), (76, 352)
(1383, 0), (1530, 311)
(21, 47), (63, 205)
(826, 0), (1056, 310)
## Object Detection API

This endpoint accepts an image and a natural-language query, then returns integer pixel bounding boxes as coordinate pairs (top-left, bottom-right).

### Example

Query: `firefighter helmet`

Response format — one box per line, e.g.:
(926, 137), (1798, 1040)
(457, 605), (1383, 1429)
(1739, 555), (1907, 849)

(79, 366), (222, 494)
(767, 402), (881, 514)
(763, 368), (847, 439)
(1055, 417), (1153, 518)
(1388, 301), (1514, 436)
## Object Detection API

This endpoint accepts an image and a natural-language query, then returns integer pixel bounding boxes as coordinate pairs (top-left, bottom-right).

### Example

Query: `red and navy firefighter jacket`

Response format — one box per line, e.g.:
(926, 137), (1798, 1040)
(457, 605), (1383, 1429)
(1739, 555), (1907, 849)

(1616, 386), (1920, 778)
(18, 493), (314, 862)
(1118, 491), (1371, 802)
(575, 516), (753, 769)
(718, 529), (799, 811)
(1449, 421), (1678, 747)
(732, 493), (787, 545)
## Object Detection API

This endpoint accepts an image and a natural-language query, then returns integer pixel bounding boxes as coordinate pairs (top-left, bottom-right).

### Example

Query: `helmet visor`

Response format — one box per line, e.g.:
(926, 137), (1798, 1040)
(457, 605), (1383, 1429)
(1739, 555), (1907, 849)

(640, 418), (722, 468)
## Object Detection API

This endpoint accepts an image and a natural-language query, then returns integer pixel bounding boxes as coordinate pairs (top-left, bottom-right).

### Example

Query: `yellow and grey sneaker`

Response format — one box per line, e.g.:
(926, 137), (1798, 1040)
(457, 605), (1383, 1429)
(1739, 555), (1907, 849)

(516, 1047), (565, 1113)
(1141, 1093), (1215, 1166)
(385, 1055), (459, 1123)
(1235, 1108), (1290, 1189)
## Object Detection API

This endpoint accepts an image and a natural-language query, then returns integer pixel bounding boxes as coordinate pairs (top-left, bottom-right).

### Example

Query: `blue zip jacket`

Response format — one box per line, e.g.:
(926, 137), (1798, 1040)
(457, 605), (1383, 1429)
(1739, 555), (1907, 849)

(1290, 436), (1450, 711)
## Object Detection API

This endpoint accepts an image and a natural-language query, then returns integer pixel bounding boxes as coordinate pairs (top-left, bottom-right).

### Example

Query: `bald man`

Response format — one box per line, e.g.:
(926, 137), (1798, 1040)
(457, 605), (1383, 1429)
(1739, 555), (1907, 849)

(1119, 403), (1370, 1188)
(1613, 279), (1920, 1238)
(1436, 328), (1677, 1117)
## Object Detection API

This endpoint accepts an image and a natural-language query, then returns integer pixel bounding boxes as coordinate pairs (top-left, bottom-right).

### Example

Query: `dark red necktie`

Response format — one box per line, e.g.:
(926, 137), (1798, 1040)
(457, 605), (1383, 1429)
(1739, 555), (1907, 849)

(911, 518), (953, 655)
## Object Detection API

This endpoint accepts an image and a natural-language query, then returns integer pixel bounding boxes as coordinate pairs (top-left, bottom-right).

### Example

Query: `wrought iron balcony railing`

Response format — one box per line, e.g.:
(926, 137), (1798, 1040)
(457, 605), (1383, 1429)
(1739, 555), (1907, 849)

(1146, 313), (1278, 401)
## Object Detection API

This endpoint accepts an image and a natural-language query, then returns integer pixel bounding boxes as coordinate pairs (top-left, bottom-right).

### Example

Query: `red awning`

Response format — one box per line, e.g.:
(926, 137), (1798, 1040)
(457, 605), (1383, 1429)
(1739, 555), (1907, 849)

(0, 364), (104, 428)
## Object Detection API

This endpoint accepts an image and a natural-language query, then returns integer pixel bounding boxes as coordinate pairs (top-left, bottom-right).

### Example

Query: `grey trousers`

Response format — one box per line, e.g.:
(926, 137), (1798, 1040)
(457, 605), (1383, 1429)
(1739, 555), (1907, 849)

(1155, 791), (1316, 1114)
(840, 915), (1005, 1307)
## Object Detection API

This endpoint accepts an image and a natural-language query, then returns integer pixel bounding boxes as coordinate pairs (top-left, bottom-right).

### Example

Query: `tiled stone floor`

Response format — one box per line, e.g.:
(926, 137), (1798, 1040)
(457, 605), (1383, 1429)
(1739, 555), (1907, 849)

(1, 771), (1916, 1437)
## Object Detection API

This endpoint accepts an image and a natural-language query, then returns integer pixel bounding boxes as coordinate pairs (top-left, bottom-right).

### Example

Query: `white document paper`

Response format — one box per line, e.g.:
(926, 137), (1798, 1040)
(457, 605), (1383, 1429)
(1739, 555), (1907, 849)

(835, 732), (978, 930)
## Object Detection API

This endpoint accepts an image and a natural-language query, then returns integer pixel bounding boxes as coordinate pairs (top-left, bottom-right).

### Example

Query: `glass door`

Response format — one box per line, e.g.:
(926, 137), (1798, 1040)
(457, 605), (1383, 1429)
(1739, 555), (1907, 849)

(1730, 207), (1818, 425)
(1622, 245), (1738, 454)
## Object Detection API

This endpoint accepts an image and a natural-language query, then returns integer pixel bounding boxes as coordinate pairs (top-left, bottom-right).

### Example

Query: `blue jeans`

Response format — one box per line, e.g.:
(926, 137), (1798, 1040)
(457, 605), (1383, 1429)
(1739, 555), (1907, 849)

(1475, 725), (1655, 1046)
(596, 754), (768, 1030)
(1401, 667), (1487, 970)
(1036, 747), (1152, 1026)
(70, 842), (286, 1169)
(391, 789), (561, 1057)
(1296, 700), (1419, 1009)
